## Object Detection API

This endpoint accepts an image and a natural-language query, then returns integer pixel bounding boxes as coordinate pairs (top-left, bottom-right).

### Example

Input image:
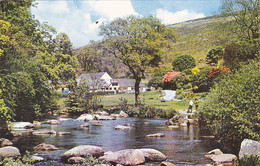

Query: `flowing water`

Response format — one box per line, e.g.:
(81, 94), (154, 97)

(11, 117), (219, 166)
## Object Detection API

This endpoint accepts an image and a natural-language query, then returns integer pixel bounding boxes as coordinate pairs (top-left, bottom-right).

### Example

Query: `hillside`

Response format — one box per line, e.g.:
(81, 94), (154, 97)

(160, 15), (235, 70)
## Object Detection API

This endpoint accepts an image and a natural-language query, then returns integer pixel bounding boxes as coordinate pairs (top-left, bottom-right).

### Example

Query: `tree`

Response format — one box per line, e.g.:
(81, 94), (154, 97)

(206, 47), (224, 66)
(221, 0), (259, 41)
(99, 16), (175, 104)
(172, 54), (196, 72)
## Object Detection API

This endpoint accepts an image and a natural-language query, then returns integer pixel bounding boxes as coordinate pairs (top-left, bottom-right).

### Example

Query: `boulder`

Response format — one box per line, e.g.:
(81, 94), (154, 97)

(0, 138), (13, 147)
(207, 154), (237, 165)
(95, 111), (109, 116)
(167, 125), (179, 129)
(61, 145), (104, 161)
(58, 118), (71, 121)
(139, 148), (166, 162)
(0, 146), (21, 157)
(161, 161), (175, 166)
(11, 122), (33, 129)
(207, 149), (223, 155)
(239, 139), (260, 159)
(67, 156), (86, 164)
(99, 149), (145, 165)
(32, 129), (56, 135)
(119, 111), (129, 118)
(33, 143), (59, 152)
(113, 125), (131, 130)
(146, 133), (165, 138)
(47, 119), (61, 125)
(77, 114), (95, 121)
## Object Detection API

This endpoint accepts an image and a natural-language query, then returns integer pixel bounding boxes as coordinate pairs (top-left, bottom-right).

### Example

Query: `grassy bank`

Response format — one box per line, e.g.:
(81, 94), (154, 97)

(102, 91), (189, 111)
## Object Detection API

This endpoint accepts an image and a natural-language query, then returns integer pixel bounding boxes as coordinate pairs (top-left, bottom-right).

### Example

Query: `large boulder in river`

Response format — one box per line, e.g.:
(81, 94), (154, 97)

(99, 149), (145, 165)
(94, 115), (116, 120)
(139, 148), (166, 162)
(205, 149), (237, 165)
(113, 125), (131, 130)
(61, 145), (104, 162)
(46, 119), (61, 125)
(0, 146), (21, 157)
(32, 129), (56, 135)
(239, 139), (260, 159)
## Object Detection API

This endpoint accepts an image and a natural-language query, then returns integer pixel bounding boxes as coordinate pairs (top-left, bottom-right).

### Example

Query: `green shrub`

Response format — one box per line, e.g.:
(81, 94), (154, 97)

(199, 61), (260, 152)
(238, 155), (260, 166)
(172, 54), (196, 72)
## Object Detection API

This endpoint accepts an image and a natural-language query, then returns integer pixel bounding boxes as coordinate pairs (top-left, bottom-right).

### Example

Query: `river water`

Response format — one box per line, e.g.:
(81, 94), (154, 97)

(12, 117), (219, 166)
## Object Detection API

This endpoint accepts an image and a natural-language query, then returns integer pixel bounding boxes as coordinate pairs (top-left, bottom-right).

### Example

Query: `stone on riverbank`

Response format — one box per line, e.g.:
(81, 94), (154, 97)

(0, 146), (21, 157)
(61, 145), (104, 162)
(31, 155), (45, 162)
(33, 143), (59, 152)
(205, 149), (237, 165)
(0, 138), (13, 147)
(239, 139), (260, 159)
(119, 111), (129, 118)
(99, 149), (145, 165)
(139, 148), (167, 162)
(47, 119), (61, 125)
(58, 131), (72, 136)
(146, 133), (165, 138)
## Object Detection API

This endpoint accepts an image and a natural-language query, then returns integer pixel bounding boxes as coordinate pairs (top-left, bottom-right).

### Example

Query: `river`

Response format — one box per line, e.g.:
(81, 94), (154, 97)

(12, 117), (220, 165)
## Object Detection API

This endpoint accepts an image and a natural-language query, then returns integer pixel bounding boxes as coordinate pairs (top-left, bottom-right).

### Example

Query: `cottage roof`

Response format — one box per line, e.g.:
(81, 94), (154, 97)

(77, 72), (110, 88)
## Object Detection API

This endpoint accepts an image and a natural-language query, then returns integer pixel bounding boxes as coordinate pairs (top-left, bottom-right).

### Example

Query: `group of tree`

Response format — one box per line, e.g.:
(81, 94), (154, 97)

(0, 0), (77, 133)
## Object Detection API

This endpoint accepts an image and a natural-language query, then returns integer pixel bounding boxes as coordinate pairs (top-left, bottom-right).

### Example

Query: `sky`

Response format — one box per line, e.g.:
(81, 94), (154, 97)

(31, 0), (222, 48)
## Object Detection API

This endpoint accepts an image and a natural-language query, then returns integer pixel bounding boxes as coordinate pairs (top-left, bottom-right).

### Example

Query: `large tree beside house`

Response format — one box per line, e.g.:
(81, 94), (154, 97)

(99, 15), (175, 104)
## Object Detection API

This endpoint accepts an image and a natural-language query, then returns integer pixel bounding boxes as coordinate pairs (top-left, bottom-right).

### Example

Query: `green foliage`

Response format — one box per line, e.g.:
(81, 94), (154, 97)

(66, 82), (103, 114)
(199, 61), (260, 152)
(118, 97), (128, 112)
(172, 54), (196, 72)
(238, 155), (260, 166)
(0, 151), (33, 166)
(206, 47), (223, 66)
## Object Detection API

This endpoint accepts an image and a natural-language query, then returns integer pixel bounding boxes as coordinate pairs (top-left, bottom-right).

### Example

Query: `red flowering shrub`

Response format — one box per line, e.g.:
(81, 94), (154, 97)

(162, 72), (181, 83)
(208, 66), (231, 78)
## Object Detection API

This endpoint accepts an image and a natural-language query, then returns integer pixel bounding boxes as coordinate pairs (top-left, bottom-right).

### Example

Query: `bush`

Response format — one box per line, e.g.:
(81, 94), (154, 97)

(199, 61), (260, 153)
(172, 54), (196, 72)
(206, 47), (223, 66)
(238, 155), (260, 166)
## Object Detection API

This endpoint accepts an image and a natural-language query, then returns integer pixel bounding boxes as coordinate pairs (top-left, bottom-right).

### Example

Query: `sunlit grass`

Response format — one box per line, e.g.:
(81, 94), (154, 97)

(101, 91), (189, 111)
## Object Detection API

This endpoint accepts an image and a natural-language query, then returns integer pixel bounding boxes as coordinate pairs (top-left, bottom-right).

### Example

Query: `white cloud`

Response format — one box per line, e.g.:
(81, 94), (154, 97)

(156, 9), (205, 25)
(31, 0), (138, 47)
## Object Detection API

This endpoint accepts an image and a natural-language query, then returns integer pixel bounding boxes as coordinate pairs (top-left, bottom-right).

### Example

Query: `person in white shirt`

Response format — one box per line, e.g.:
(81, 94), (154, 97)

(188, 100), (194, 113)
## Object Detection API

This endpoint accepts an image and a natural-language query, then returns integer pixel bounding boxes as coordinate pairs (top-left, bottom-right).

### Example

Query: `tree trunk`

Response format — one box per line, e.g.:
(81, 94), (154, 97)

(134, 77), (141, 105)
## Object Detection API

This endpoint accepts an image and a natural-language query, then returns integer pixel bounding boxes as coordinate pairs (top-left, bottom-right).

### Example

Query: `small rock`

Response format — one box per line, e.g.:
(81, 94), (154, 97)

(57, 131), (72, 136)
(0, 146), (21, 157)
(11, 122), (33, 129)
(95, 115), (116, 120)
(80, 123), (90, 128)
(33, 143), (59, 151)
(0, 138), (13, 147)
(33, 121), (41, 126)
(32, 129), (56, 135)
(90, 120), (102, 126)
(119, 111), (129, 118)
(208, 149), (223, 155)
(114, 125), (131, 130)
(146, 133), (165, 138)
(67, 156), (86, 164)
(47, 119), (60, 125)
(167, 125), (179, 129)
(161, 161), (175, 166)
(31, 156), (45, 162)
(77, 114), (95, 121)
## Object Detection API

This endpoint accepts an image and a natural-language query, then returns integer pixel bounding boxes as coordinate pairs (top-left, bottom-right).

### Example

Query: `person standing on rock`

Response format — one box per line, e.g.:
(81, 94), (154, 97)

(188, 99), (194, 113)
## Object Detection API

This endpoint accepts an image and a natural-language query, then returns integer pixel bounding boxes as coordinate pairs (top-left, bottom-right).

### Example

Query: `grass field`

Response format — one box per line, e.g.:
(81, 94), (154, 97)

(102, 91), (189, 111)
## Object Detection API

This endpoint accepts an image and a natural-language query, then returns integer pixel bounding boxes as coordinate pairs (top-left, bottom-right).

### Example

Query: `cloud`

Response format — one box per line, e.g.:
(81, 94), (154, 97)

(31, 0), (138, 47)
(156, 9), (205, 25)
